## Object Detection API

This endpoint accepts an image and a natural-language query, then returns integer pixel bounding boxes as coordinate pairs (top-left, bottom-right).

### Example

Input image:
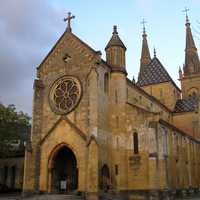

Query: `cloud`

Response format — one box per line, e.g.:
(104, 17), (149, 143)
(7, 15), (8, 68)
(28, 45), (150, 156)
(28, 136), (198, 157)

(0, 0), (65, 114)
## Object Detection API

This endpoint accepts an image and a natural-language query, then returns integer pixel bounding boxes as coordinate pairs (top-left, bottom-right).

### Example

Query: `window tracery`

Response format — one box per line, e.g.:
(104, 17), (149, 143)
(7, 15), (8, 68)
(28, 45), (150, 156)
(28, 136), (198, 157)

(49, 76), (82, 115)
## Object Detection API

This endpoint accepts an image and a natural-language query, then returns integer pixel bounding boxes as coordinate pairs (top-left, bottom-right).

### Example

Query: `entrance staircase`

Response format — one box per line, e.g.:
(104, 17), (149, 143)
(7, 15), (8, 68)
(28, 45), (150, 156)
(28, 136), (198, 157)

(24, 194), (84, 200)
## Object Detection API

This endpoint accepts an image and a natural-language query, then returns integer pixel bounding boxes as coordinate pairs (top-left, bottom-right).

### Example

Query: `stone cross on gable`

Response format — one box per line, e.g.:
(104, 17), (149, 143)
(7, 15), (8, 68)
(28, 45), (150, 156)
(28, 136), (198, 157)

(64, 12), (75, 32)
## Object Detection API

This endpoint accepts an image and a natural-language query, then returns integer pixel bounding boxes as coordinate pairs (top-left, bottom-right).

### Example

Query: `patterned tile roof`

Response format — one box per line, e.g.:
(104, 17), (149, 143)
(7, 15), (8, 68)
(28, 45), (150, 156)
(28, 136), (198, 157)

(174, 95), (199, 113)
(137, 57), (180, 91)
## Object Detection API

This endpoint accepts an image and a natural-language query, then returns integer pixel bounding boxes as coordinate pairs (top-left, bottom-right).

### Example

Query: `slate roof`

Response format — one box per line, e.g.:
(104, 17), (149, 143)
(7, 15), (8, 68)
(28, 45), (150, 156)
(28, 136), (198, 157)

(174, 95), (199, 113)
(137, 57), (180, 91)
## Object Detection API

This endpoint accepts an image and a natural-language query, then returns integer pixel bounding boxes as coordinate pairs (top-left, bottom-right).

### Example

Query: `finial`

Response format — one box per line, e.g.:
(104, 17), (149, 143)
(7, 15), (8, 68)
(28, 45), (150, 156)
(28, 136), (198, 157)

(64, 12), (75, 32)
(141, 19), (147, 34)
(179, 66), (183, 79)
(153, 47), (156, 57)
(132, 75), (135, 83)
(182, 7), (190, 25)
(113, 25), (118, 34)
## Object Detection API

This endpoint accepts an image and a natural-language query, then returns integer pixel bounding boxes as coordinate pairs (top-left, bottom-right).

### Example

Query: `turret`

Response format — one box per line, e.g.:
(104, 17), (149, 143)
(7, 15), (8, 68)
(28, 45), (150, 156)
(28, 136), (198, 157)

(180, 12), (200, 98)
(105, 26), (126, 68)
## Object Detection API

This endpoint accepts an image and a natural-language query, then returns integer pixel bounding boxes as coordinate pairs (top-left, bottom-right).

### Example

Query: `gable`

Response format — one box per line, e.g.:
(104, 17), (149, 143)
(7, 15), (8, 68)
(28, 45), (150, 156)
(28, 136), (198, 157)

(40, 116), (87, 146)
(137, 57), (180, 92)
(37, 31), (99, 79)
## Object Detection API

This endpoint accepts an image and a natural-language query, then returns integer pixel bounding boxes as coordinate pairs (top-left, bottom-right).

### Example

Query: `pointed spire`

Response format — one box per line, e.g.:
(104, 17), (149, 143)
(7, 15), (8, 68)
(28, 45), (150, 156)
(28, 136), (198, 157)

(105, 25), (126, 50)
(153, 47), (157, 58)
(140, 19), (151, 69)
(179, 66), (183, 79)
(183, 9), (200, 75)
(185, 14), (196, 50)
(132, 75), (135, 83)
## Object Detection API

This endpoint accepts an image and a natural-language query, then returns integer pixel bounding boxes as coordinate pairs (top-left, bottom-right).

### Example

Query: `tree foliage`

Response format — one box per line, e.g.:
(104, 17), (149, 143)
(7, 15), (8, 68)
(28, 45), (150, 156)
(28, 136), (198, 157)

(0, 103), (31, 156)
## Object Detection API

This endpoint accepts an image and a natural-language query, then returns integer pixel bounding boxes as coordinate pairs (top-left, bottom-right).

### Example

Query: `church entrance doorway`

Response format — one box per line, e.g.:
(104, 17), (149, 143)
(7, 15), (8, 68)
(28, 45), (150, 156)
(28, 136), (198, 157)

(101, 164), (110, 192)
(50, 145), (78, 193)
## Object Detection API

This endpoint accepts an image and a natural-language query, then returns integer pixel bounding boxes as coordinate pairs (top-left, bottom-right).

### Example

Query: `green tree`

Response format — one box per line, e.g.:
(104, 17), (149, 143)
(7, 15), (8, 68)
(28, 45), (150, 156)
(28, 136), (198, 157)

(0, 103), (31, 156)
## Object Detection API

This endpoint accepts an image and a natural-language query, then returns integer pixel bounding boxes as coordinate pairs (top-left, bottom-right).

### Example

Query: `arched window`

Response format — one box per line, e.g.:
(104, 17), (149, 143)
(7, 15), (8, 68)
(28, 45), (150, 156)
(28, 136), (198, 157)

(133, 132), (139, 154)
(11, 166), (16, 189)
(104, 73), (109, 93)
(3, 166), (8, 185)
(187, 87), (198, 97)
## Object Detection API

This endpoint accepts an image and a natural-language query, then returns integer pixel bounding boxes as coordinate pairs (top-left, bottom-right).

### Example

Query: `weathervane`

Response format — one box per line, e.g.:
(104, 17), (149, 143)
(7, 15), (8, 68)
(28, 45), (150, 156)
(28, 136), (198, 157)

(64, 12), (75, 32)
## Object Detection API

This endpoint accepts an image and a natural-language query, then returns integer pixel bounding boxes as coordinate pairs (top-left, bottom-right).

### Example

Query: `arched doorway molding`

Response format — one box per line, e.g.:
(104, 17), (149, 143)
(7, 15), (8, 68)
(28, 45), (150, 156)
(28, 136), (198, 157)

(48, 143), (79, 170)
(47, 143), (79, 193)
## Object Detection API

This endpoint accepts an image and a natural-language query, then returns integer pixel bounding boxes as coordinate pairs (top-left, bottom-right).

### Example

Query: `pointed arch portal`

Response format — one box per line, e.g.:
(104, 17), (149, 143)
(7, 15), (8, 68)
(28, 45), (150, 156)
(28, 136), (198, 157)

(48, 144), (78, 193)
(101, 164), (110, 192)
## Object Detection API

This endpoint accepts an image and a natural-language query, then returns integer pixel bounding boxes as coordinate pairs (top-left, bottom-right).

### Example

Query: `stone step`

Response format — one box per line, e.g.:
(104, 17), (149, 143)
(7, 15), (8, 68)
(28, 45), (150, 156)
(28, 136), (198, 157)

(24, 194), (84, 200)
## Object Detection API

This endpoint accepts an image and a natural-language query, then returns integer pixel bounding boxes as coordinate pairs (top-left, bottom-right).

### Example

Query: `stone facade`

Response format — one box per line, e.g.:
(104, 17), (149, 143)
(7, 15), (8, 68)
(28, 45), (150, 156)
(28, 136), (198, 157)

(22, 18), (200, 200)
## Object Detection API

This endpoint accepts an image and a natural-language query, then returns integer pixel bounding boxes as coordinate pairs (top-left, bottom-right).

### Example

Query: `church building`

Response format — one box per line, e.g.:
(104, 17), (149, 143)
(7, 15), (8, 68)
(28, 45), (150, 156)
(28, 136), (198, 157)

(23, 12), (200, 200)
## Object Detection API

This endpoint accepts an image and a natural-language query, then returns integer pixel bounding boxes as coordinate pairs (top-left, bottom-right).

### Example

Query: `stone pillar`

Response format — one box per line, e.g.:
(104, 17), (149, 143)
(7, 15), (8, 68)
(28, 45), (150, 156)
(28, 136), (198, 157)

(86, 139), (99, 200)
(23, 79), (44, 194)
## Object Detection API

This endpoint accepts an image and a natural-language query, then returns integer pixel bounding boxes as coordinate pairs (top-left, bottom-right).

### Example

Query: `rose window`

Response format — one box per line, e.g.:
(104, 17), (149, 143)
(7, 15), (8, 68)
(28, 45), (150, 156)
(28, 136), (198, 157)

(49, 76), (82, 114)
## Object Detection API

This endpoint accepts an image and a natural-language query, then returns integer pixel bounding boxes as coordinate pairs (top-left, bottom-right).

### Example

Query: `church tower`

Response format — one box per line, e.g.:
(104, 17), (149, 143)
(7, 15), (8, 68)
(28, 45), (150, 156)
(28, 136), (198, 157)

(105, 26), (128, 189)
(180, 14), (200, 98)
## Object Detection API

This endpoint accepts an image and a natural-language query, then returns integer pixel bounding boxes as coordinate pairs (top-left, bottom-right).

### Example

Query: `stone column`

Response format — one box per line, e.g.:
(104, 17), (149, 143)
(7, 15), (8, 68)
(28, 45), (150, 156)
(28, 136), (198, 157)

(86, 139), (99, 200)
(23, 79), (44, 194)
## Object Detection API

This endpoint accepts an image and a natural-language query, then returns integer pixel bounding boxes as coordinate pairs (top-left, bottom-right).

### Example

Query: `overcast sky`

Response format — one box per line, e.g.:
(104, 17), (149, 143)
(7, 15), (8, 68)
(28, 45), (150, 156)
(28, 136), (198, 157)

(0, 0), (200, 115)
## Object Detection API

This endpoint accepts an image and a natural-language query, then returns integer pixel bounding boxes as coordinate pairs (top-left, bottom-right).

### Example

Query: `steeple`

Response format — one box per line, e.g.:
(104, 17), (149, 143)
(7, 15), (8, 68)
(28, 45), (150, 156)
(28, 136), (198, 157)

(138, 20), (151, 79)
(140, 20), (151, 67)
(183, 13), (200, 75)
(105, 26), (126, 68)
